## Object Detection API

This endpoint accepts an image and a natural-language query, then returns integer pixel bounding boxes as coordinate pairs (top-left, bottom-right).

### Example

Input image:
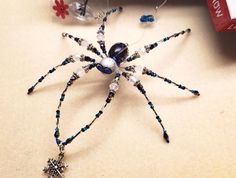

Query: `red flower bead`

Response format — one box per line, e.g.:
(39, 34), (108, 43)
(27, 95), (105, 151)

(53, 0), (69, 19)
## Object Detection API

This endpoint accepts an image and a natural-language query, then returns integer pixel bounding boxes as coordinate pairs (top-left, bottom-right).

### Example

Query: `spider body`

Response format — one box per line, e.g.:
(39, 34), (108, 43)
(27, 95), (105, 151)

(96, 42), (128, 74)
(28, 7), (200, 154)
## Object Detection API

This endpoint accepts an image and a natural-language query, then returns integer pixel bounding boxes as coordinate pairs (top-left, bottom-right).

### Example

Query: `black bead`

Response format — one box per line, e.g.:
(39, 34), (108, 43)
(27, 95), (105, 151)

(187, 28), (191, 33)
(54, 128), (60, 138)
(163, 131), (170, 143)
(156, 116), (162, 122)
(38, 76), (44, 82)
(60, 94), (65, 101)
(191, 90), (200, 96)
(74, 38), (79, 42)
(27, 87), (34, 95)
(62, 59), (69, 65)
(49, 68), (56, 73)
(63, 136), (74, 145)
(148, 102), (154, 109)
(178, 85), (186, 90)
(164, 78), (172, 84)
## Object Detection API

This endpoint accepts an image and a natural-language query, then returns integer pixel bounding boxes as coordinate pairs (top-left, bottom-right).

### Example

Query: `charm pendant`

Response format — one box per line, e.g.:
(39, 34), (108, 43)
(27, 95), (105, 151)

(43, 146), (68, 178)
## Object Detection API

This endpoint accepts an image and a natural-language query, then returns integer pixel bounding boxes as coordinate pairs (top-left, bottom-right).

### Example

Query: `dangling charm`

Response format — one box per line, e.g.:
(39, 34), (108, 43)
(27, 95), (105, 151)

(51, 0), (105, 22)
(139, 0), (168, 24)
(43, 146), (68, 178)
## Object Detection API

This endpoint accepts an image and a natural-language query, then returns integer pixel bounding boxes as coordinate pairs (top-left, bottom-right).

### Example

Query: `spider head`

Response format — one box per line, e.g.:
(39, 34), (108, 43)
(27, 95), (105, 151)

(108, 43), (129, 65)
(96, 57), (118, 74)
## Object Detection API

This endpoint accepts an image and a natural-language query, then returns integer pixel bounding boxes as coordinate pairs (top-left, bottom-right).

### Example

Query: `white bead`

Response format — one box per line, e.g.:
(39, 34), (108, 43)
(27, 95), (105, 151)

(109, 82), (119, 92)
(135, 65), (144, 75)
(76, 68), (86, 77)
(129, 76), (139, 85)
(100, 57), (117, 71)
(72, 53), (81, 61)
(137, 48), (147, 56)
(81, 40), (89, 48)
(97, 33), (105, 41)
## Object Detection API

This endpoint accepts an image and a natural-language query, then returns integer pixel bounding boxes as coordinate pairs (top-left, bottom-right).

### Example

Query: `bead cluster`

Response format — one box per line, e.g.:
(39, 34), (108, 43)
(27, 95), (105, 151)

(55, 70), (121, 146)
(126, 29), (191, 62)
(97, 7), (123, 56)
(122, 72), (169, 143)
(53, 64), (96, 146)
(27, 57), (75, 95)
(62, 33), (103, 58)
(142, 67), (200, 96)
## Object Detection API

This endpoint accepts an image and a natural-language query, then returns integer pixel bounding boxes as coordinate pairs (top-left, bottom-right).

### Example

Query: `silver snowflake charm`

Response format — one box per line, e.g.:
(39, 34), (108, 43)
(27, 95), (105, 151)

(43, 148), (68, 178)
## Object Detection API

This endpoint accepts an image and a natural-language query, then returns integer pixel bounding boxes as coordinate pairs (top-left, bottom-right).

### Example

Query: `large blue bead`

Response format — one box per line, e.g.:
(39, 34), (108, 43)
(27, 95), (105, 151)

(140, 15), (155, 23)
(108, 43), (128, 66)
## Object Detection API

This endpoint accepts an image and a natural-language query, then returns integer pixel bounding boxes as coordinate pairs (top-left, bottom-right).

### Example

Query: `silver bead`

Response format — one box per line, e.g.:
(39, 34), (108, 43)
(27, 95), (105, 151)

(76, 68), (86, 77)
(109, 82), (119, 92)
(72, 53), (81, 61)
(129, 76), (139, 85)
(135, 65), (144, 75)
(81, 40), (89, 48)
(100, 57), (117, 73)
(97, 33), (105, 41)
(137, 48), (147, 56)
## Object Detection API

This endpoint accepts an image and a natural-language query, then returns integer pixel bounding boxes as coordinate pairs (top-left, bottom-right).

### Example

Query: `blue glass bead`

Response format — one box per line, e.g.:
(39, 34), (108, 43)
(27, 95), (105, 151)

(140, 15), (155, 23)
(56, 138), (61, 145)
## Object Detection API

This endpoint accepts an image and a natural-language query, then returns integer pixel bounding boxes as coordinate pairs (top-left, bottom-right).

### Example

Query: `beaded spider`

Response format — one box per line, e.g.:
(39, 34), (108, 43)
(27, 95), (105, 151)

(28, 7), (200, 147)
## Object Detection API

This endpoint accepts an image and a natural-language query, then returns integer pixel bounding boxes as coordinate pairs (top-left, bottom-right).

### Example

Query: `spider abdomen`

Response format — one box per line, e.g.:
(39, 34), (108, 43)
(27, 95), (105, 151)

(108, 43), (128, 65)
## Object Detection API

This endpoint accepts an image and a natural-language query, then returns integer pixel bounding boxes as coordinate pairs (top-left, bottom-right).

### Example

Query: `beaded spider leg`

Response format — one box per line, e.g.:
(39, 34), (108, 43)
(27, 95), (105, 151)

(27, 55), (96, 95)
(125, 29), (191, 62)
(55, 71), (121, 146)
(97, 7), (123, 56)
(122, 72), (170, 143)
(124, 65), (200, 96)
(62, 33), (103, 58)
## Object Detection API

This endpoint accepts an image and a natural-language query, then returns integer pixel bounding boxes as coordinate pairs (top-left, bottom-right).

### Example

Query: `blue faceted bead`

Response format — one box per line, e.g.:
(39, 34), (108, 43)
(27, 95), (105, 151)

(56, 138), (61, 145)
(140, 15), (155, 23)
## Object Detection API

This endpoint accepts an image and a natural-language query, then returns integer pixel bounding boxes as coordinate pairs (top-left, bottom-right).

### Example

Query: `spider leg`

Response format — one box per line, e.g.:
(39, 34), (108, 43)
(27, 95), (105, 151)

(122, 71), (170, 143)
(27, 55), (96, 95)
(124, 65), (200, 96)
(125, 29), (191, 62)
(96, 7), (123, 56)
(55, 72), (121, 146)
(62, 33), (103, 58)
